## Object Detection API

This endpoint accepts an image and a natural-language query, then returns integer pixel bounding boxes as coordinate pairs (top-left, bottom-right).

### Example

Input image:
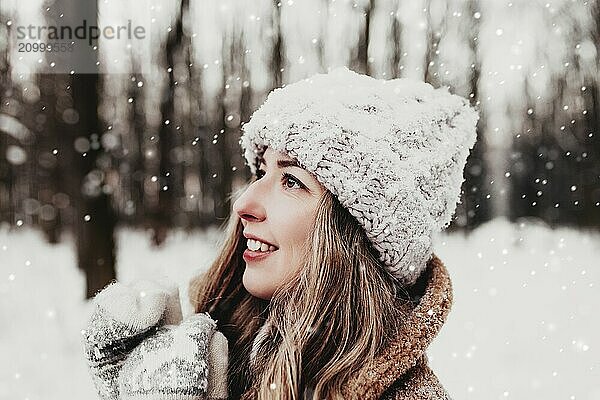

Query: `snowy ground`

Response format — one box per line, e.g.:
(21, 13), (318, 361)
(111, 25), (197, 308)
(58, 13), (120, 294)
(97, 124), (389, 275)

(0, 217), (598, 400)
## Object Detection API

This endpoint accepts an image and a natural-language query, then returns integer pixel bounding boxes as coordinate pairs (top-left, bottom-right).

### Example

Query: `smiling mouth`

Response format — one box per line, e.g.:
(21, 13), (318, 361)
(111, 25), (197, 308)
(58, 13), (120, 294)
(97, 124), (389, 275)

(246, 238), (278, 252)
(243, 238), (279, 262)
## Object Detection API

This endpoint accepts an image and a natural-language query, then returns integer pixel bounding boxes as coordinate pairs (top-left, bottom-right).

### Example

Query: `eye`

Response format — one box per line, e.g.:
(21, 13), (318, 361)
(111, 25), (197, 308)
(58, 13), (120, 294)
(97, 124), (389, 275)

(282, 173), (305, 190)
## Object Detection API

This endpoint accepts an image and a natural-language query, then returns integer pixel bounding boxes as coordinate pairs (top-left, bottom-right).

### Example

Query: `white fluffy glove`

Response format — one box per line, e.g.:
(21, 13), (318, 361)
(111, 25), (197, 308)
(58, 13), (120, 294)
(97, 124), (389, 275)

(82, 279), (183, 400)
(117, 312), (229, 400)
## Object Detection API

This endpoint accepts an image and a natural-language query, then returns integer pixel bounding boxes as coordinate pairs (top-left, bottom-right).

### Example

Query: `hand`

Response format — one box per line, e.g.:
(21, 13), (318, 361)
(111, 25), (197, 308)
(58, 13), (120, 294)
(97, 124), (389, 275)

(117, 312), (229, 400)
(82, 278), (182, 400)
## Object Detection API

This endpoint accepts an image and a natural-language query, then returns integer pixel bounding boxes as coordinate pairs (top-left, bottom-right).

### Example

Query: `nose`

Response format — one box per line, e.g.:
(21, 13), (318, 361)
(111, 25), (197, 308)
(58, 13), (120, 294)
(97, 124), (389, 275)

(233, 181), (267, 223)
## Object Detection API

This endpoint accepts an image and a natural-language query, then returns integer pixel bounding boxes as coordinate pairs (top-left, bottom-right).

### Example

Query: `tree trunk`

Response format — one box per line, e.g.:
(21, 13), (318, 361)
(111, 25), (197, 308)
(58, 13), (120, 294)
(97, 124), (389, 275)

(71, 73), (117, 299)
(49, 0), (116, 298)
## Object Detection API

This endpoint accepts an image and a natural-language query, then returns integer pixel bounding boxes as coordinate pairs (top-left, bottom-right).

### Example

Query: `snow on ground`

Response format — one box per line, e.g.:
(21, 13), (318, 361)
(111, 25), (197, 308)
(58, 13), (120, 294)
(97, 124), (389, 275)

(431, 217), (600, 400)
(0, 217), (598, 400)
(0, 224), (221, 400)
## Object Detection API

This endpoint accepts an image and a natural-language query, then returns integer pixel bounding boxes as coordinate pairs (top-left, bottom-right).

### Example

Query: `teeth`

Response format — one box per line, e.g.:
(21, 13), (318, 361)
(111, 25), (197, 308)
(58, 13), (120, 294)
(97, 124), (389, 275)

(247, 239), (277, 252)
(247, 239), (260, 251)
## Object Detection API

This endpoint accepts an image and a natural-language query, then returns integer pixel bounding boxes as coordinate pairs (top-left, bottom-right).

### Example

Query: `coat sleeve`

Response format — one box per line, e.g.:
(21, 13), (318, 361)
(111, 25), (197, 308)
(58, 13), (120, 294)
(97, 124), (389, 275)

(380, 355), (453, 400)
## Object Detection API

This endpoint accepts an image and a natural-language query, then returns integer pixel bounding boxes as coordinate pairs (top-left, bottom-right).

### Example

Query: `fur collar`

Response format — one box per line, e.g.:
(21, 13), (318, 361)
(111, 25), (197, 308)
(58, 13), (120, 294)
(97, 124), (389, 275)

(341, 254), (453, 398)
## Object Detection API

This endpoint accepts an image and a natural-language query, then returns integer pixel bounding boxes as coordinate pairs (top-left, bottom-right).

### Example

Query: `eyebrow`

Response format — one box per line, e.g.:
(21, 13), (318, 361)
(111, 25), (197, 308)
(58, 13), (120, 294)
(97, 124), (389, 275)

(260, 158), (301, 169)
(276, 159), (300, 169)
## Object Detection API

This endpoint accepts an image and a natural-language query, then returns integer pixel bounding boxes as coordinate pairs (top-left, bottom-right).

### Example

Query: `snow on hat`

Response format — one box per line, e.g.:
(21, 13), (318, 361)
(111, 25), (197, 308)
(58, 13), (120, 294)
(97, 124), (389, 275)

(239, 66), (479, 286)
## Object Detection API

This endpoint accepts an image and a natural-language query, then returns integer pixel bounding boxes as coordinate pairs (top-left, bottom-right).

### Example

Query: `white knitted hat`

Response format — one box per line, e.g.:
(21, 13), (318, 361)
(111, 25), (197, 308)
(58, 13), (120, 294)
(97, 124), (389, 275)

(240, 67), (479, 286)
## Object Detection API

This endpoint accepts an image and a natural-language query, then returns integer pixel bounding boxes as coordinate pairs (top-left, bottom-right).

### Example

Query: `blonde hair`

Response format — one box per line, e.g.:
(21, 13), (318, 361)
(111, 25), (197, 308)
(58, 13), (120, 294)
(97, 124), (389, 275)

(189, 188), (412, 399)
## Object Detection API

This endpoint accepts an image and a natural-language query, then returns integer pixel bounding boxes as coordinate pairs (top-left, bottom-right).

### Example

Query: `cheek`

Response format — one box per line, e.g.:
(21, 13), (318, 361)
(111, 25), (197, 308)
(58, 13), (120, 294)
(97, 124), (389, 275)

(274, 208), (316, 265)
(276, 208), (313, 249)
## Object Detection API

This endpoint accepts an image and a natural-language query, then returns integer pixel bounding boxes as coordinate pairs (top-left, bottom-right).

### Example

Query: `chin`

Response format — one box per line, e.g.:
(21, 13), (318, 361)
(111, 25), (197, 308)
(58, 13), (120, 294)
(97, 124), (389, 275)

(242, 267), (274, 300)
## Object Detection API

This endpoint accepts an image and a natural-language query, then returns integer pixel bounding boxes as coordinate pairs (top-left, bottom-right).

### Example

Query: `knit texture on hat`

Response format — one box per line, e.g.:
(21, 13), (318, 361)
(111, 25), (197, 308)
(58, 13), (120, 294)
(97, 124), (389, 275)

(240, 67), (478, 286)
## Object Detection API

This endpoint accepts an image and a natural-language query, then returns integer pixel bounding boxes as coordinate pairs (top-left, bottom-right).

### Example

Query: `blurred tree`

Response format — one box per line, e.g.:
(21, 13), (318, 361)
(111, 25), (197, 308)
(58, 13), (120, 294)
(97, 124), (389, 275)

(270, 0), (285, 88)
(390, 1), (402, 79)
(50, 0), (116, 298)
(423, 0), (442, 86)
(0, 11), (12, 222)
(152, 0), (189, 245)
(460, 0), (490, 231)
(353, 0), (374, 75)
(209, 26), (240, 222)
(36, 74), (62, 243)
(124, 53), (147, 226)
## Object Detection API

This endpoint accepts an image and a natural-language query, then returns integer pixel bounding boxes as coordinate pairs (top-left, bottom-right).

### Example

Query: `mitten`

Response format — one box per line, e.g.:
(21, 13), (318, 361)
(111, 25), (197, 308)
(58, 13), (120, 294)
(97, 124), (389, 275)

(117, 312), (229, 400)
(82, 278), (183, 400)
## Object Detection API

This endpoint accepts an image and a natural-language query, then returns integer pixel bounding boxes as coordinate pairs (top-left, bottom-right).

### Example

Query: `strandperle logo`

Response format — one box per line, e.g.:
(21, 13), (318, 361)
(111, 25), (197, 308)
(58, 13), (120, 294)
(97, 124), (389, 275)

(16, 20), (146, 46)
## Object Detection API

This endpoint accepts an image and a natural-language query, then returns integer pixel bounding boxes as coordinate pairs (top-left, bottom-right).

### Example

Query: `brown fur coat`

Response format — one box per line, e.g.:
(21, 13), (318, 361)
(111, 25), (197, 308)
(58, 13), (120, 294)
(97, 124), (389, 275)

(340, 254), (454, 399)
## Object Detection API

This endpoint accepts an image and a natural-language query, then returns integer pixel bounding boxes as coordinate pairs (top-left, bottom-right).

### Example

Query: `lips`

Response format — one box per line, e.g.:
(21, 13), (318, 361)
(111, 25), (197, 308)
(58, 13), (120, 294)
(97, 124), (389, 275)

(243, 248), (277, 263)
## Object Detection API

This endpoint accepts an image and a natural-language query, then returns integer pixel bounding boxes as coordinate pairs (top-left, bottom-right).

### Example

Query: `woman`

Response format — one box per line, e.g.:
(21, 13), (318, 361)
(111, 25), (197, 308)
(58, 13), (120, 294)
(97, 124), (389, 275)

(84, 67), (478, 400)
(189, 67), (478, 398)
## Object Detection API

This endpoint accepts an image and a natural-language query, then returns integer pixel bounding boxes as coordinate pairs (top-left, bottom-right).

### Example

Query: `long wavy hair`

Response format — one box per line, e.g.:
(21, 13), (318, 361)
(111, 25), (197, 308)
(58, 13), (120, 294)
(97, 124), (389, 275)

(189, 183), (413, 399)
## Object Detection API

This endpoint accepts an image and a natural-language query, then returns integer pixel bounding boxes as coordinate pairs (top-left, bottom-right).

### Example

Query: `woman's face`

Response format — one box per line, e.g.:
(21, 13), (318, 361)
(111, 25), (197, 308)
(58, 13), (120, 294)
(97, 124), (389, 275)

(233, 147), (326, 300)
